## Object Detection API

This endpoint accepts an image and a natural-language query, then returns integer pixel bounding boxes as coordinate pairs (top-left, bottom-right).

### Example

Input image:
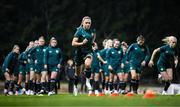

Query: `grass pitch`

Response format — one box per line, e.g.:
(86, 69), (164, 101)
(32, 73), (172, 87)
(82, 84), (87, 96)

(0, 94), (180, 107)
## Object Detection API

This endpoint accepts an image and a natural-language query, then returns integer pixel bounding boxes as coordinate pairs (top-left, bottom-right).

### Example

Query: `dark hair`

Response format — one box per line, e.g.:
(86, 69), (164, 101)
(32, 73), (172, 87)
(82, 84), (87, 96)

(137, 35), (145, 41)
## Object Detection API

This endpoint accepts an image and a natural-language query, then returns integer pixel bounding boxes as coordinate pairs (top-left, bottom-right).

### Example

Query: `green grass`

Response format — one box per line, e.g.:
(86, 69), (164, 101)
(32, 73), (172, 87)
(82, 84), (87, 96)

(0, 94), (180, 107)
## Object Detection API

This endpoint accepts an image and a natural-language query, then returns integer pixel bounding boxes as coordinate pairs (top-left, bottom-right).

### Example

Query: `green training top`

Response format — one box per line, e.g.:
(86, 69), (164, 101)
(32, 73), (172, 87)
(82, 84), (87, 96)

(2, 52), (19, 70)
(127, 43), (150, 65)
(74, 26), (95, 54)
(32, 45), (47, 64)
(158, 44), (177, 65)
(44, 46), (62, 66)
(107, 47), (123, 65)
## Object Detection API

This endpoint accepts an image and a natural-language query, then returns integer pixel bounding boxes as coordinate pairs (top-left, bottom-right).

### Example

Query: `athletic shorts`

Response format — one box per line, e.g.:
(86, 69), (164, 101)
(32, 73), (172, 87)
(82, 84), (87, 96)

(129, 63), (142, 74)
(91, 65), (100, 73)
(74, 51), (92, 66)
(47, 65), (59, 72)
(101, 64), (109, 76)
(35, 63), (46, 74)
(110, 64), (122, 74)
(157, 61), (172, 72)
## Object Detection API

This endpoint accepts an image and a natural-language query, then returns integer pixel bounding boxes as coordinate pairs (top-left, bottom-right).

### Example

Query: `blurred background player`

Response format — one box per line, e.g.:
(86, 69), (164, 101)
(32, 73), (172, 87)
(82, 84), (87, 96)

(120, 41), (129, 94)
(91, 42), (101, 96)
(107, 39), (123, 95)
(44, 37), (62, 96)
(97, 39), (113, 94)
(127, 35), (150, 94)
(72, 16), (96, 96)
(27, 40), (38, 95)
(15, 49), (28, 95)
(2, 45), (20, 95)
(149, 36), (178, 95)
(31, 36), (47, 94)
(65, 59), (75, 93)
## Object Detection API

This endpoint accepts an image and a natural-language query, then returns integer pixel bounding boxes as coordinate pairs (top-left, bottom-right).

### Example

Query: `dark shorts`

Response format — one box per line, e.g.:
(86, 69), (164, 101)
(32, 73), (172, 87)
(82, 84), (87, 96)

(129, 63), (142, 74)
(110, 63), (122, 74)
(157, 61), (172, 72)
(122, 64), (130, 73)
(18, 64), (28, 75)
(101, 64), (109, 76)
(74, 51), (92, 66)
(91, 65), (100, 73)
(47, 65), (59, 72)
(27, 63), (35, 72)
(2, 66), (18, 76)
(35, 63), (46, 74)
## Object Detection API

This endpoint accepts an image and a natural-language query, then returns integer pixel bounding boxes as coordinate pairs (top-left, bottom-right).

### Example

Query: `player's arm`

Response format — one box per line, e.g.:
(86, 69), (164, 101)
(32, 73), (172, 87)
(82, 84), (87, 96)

(4, 53), (13, 72)
(142, 46), (151, 66)
(72, 37), (83, 47)
(97, 52), (106, 64)
(43, 48), (48, 69)
(58, 49), (63, 68)
(148, 48), (160, 67)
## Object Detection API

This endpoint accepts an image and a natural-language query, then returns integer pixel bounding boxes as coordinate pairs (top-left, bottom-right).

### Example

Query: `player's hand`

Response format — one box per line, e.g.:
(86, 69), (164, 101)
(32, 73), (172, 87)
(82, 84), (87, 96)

(35, 60), (37, 64)
(24, 61), (27, 64)
(121, 63), (124, 68)
(175, 60), (178, 68)
(57, 64), (61, 69)
(108, 65), (113, 71)
(27, 59), (31, 63)
(6, 68), (10, 73)
(82, 38), (88, 45)
(44, 65), (47, 69)
(148, 60), (154, 67)
(141, 61), (146, 66)
(103, 61), (107, 64)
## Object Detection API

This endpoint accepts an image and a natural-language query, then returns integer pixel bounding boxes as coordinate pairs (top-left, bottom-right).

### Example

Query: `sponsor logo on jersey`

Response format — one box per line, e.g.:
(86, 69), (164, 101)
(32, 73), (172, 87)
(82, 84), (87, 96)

(49, 51), (52, 53)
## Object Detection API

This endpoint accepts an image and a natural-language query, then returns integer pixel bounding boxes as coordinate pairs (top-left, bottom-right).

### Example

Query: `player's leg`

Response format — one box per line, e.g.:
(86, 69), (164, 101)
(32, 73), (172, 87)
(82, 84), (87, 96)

(130, 69), (137, 94)
(84, 57), (93, 94)
(40, 70), (48, 94)
(48, 71), (58, 96)
(4, 72), (11, 95)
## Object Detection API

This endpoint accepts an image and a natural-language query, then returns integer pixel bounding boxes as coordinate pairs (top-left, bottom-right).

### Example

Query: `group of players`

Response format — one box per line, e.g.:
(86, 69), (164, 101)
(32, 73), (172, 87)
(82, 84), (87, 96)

(71, 16), (178, 96)
(2, 36), (62, 96)
(1, 16), (178, 96)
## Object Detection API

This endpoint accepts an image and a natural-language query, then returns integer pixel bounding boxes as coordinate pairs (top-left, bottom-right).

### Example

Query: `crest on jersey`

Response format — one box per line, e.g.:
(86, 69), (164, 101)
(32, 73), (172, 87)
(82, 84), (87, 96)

(56, 50), (59, 53)
(43, 49), (46, 52)
(49, 51), (52, 53)
(135, 48), (138, 50)
(37, 49), (39, 52)
(112, 52), (114, 54)
(118, 51), (121, 54)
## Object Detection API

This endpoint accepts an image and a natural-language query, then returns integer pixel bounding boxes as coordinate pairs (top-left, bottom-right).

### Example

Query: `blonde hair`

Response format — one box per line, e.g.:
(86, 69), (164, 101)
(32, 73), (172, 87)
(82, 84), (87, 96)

(80, 16), (91, 27)
(162, 36), (177, 44)
(102, 39), (108, 47)
(67, 59), (74, 65)
(39, 36), (45, 40)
